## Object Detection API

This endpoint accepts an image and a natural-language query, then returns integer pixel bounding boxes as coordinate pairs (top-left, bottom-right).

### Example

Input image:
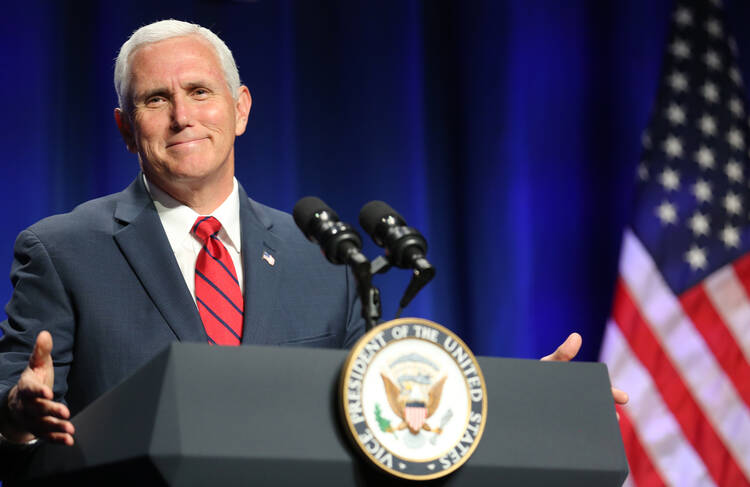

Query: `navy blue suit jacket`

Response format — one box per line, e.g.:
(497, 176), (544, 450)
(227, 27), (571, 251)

(0, 176), (365, 415)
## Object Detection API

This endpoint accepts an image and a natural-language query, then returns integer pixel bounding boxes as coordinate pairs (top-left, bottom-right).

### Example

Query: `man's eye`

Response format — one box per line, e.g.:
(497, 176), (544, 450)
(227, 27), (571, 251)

(145, 96), (165, 106)
(193, 89), (210, 98)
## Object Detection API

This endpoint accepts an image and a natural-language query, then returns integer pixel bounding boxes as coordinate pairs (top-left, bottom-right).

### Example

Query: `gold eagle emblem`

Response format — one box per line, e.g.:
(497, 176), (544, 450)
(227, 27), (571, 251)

(380, 373), (447, 434)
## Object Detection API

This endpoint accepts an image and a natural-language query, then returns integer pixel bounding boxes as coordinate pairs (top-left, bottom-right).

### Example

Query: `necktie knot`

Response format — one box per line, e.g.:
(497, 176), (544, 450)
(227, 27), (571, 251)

(192, 216), (222, 244)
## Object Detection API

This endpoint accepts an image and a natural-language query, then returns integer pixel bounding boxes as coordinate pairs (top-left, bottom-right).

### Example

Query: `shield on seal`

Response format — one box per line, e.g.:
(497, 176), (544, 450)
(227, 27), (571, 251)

(405, 401), (427, 432)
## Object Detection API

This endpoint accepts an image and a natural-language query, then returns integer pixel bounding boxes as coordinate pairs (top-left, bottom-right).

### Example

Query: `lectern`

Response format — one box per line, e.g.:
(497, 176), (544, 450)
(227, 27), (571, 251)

(8, 343), (628, 486)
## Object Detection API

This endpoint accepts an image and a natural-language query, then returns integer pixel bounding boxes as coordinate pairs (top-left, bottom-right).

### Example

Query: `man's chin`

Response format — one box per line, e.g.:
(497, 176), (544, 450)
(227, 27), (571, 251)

(146, 162), (232, 187)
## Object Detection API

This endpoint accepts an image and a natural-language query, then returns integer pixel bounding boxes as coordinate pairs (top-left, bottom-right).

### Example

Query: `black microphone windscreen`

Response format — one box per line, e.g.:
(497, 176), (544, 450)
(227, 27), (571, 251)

(293, 196), (338, 235)
(359, 200), (405, 236)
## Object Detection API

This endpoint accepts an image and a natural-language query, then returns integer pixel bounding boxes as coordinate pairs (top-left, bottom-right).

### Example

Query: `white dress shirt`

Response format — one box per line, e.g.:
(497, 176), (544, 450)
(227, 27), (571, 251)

(143, 175), (244, 303)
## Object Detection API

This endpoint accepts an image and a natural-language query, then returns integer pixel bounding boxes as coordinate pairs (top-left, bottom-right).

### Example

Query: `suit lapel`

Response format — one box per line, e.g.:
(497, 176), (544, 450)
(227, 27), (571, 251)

(112, 177), (206, 342)
(237, 186), (283, 345)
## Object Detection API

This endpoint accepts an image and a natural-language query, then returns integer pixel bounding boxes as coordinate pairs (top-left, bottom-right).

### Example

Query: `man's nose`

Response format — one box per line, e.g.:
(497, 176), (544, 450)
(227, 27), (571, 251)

(170, 95), (193, 130)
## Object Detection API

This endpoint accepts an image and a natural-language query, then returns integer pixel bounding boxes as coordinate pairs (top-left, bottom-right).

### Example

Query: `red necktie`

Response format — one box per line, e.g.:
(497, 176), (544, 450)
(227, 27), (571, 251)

(192, 216), (243, 345)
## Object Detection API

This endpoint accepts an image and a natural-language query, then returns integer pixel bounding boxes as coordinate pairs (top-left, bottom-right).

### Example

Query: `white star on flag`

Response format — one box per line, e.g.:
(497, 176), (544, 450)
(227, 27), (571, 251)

(660, 168), (681, 191)
(727, 127), (745, 150)
(638, 163), (649, 181)
(704, 50), (722, 70)
(720, 224), (740, 248)
(669, 71), (689, 92)
(699, 114), (717, 136)
(729, 97), (745, 117)
(674, 7), (693, 26)
(671, 39), (691, 59)
(688, 211), (710, 236)
(667, 103), (687, 125)
(656, 200), (678, 225)
(729, 66), (742, 85)
(684, 244), (708, 270)
(692, 179), (713, 203)
(642, 131), (652, 149)
(725, 160), (743, 182)
(695, 145), (715, 168)
(705, 18), (723, 37)
(664, 135), (684, 158)
(723, 191), (742, 215)
(701, 81), (719, 103)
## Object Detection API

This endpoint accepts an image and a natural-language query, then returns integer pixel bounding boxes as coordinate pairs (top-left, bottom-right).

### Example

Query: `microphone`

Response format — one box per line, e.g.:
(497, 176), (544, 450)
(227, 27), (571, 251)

(359, 201), (433, 272)
(293, 196), (380, 330)
(293, 196), (368, 270)
(359, 201), (435, 313)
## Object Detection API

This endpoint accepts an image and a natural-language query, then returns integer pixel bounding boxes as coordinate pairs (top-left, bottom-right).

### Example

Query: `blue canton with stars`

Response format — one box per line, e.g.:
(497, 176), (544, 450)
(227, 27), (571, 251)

(633, 0), (750, 295)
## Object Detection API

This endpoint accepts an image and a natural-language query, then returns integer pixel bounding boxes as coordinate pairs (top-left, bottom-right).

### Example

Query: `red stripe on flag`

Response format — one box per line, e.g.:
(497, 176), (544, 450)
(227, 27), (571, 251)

(680, 284), (750, 410)
(617, 405), (666, 487)
(732, 252), (750, 300)
(612, 278), (750, 487)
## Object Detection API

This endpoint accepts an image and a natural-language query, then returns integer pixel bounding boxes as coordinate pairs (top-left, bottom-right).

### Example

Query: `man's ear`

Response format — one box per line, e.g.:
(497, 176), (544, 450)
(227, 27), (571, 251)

(114, 108), (137, 154)
(234, 86), (252, 136)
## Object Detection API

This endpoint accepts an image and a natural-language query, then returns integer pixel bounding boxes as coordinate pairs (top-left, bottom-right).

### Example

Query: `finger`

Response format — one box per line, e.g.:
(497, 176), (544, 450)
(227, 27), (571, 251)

(612, 387), (629, 405)
(541, 332), (582, 362)
(42, 431), (75, 446)
(22, 397), (71, 421)
(29, 331), (54, 371)
(28, 415), (75, 437)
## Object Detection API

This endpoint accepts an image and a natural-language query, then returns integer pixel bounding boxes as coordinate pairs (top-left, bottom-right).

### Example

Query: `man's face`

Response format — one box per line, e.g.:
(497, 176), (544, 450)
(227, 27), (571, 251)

(115, 35), (251, 194)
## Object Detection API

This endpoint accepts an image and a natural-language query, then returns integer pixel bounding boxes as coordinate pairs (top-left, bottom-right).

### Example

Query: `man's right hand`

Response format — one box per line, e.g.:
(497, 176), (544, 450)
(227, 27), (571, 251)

(1, 331), (74, 445)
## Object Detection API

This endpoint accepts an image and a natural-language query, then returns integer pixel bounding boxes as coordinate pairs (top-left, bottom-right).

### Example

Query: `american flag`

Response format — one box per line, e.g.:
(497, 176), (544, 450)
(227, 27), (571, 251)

(599, 0), (750, 485)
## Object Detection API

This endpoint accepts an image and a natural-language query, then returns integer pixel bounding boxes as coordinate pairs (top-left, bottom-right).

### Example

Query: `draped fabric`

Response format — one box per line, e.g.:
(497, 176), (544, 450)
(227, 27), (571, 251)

(2, 0), (750, 361)
(601, 1), (750, 484)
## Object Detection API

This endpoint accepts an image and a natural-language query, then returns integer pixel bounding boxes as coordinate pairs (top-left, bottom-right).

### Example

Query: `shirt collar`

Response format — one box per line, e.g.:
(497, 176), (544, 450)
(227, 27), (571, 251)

(142, 174), (241, 253)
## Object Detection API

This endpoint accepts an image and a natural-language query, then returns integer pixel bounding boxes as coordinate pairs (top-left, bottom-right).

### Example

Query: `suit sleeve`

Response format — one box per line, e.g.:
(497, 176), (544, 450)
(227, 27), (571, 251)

(0, 229), (75, 405)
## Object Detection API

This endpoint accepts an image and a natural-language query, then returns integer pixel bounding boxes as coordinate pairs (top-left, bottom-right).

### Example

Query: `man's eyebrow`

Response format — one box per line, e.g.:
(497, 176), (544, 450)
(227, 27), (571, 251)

(183, 80), (216, 90)
(134, 80), (218, 101)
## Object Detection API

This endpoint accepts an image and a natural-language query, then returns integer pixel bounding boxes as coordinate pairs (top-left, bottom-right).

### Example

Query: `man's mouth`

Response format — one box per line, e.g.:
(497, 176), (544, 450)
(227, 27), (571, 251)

(166, 137), (208, 148)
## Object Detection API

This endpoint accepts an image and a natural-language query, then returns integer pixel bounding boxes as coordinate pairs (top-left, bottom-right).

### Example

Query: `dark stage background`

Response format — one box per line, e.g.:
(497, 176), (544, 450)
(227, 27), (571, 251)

(2, 0), (750, 361)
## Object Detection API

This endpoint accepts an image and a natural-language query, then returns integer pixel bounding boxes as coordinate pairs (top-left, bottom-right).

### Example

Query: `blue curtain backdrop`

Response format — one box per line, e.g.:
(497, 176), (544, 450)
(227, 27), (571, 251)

(2, 0), (750, 361)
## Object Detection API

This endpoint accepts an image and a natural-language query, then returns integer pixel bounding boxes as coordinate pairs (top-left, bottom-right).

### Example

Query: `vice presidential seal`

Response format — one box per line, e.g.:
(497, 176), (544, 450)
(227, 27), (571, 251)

(340, 318), (487, 480)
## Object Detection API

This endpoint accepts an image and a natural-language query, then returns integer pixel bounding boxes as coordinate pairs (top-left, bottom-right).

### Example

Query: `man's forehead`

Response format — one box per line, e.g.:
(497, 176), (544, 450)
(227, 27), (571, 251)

(130, 36), (222, 74)
(128, 36), (226, 89)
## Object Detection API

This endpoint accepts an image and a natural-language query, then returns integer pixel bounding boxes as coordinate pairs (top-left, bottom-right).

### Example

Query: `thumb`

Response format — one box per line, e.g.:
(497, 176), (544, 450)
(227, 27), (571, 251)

(541, 332), (582, 362)
(29, 330), (54, 373)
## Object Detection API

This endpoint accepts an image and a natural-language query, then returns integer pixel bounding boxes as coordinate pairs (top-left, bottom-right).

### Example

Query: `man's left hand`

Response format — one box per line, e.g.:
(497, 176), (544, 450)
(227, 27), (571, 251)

(541, 332), (629, 407)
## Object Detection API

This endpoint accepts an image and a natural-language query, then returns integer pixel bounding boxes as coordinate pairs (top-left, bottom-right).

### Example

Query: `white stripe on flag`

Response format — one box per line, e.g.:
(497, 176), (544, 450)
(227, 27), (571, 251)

(704, 265), (750, 363)
(601, 321), (713, 486)
(619, 230), (750, 478)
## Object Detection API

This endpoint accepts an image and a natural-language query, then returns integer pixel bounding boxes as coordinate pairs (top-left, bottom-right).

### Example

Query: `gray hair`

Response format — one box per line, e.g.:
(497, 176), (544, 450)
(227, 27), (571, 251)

(114, 19), (241, 113)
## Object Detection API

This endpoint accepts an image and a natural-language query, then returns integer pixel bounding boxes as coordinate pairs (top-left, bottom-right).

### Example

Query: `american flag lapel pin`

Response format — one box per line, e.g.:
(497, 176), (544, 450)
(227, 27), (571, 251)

(262, 250), (276, 267)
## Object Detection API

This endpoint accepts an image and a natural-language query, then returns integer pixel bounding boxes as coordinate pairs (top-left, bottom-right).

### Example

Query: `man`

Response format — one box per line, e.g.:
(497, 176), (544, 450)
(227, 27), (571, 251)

(0, 20), (626, 450)
(0, 20), (365, 448)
